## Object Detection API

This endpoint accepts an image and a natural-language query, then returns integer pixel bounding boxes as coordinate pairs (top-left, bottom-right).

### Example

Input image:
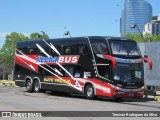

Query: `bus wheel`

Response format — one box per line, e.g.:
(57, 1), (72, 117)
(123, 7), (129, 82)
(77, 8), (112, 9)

(33, 80), (40, 92)
(85, 85), (95, 100)
(26, 79), (33, 92)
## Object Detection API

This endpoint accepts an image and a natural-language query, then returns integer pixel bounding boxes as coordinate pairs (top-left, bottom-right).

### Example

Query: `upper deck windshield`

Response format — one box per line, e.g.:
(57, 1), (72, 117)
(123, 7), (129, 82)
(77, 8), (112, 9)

(109, 40), (141, 56)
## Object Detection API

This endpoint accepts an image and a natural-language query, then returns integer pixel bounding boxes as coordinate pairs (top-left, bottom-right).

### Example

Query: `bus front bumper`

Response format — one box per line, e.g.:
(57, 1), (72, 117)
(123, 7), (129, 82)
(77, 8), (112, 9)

(114, 89), (144, 98)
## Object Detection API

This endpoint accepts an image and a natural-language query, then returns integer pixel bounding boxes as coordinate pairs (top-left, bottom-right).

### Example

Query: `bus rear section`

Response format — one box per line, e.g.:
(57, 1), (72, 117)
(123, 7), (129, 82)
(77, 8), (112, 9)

(14, 36), (152, 100)
(14, 38), (95, 96)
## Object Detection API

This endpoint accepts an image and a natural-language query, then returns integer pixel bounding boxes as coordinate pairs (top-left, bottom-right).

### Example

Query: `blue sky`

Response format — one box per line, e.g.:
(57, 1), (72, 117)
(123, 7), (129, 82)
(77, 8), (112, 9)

(0, 0), (160, 47)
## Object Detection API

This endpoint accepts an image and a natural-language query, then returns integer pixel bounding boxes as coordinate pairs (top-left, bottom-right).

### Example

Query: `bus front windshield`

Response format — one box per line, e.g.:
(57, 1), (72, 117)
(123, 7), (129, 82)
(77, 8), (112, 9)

(109, 40), (141, 56)
(113, 63), (142, 82)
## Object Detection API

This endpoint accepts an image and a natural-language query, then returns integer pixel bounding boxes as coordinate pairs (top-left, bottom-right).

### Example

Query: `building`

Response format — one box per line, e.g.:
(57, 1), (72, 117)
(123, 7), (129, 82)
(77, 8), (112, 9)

(143, 15), (160, 35)
(120, 0), (152, 36)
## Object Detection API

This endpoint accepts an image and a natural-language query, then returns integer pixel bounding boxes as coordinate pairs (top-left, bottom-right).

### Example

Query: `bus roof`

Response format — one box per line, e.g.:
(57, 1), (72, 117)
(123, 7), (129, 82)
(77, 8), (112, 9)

(16, 36), (135, 47)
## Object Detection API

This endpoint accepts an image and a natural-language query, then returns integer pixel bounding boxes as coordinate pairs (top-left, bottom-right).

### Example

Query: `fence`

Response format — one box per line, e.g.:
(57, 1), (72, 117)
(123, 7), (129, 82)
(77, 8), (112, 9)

(138, 42), (160, 90)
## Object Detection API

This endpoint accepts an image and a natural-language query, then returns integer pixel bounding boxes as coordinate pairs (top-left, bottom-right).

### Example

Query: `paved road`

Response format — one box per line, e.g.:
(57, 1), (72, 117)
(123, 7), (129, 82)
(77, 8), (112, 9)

(0, 86), (160, 119)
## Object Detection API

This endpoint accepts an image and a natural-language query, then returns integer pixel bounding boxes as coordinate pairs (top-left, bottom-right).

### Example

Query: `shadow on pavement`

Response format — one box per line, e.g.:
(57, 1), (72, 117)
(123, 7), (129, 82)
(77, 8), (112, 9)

(42, 90), (156, 103)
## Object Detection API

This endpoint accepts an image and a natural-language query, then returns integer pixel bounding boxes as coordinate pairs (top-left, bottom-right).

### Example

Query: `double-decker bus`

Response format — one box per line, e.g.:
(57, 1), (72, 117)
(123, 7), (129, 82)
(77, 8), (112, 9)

(14, 36), (152, 100)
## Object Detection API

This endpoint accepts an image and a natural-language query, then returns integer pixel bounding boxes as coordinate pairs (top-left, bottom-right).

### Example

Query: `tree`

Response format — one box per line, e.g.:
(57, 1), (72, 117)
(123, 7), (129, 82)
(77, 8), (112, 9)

(0, 32), (50, 68)
(30, 32), (49, 40)
(150, 34), (160, 42)
(0, 32), (50, 79)
(122, 33), (160, 42)
(0, 32), (30, 79)
(0, 32), (30, 68)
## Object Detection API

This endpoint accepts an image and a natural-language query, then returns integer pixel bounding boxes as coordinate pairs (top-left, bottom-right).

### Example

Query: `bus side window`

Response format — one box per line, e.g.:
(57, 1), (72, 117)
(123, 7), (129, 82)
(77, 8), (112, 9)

(64, 66), (74, 76)
(97, 66), (110, 79)
(63, 66), (81, 77)
(39, 47), (49, 56)
(76, 44), (89, 56)
(29, 49), (33, 54)
(16, 49), (23, 55)
(21, 47), (28, 54)
(91, 39), (109, 54)
(28, 48), (38, 54)
(50, 46), (61, 56)
(65, 47), (71, 54)
(63, 46), (75, 55)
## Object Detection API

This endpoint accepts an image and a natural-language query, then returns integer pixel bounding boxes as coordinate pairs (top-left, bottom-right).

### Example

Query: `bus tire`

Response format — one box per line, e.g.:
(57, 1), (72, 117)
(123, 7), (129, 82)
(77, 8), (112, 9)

(85, 84), (95, 100)
(26, 79), (33, 92)
(33, 80), (41, 93)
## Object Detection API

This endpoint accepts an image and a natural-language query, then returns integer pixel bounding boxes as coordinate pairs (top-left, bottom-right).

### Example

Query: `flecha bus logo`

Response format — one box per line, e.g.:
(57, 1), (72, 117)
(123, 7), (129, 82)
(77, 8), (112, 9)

(58, 55), (80, 64)
(36, 55), (80, 64)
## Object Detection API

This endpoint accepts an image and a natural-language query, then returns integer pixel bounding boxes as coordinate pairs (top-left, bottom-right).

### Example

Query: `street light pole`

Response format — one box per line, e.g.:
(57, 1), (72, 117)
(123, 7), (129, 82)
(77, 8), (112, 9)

(63, 31), (71, 38)
(130, 24), (144, 39)
(131, 24), (147, 55)
(40, 30), (45, 40)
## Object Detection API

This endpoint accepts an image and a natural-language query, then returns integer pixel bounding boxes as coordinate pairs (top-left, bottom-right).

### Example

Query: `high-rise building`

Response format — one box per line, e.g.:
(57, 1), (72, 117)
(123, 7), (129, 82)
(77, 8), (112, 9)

(143, 14), (160, 35)
(120, 0), (152, 36)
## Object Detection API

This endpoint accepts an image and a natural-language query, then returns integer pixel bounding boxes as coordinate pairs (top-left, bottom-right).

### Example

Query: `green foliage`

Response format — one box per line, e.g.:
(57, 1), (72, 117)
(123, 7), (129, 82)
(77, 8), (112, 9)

(30, 32), (49, 40)
(0, 32), (49, 68)
(0, 32), (30, 67)
(122, 33), (160, 42)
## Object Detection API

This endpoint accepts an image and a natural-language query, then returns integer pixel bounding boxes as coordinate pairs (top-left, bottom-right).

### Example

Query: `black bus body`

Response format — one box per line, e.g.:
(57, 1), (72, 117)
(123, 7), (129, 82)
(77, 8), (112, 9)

(14, 36), (152, 99)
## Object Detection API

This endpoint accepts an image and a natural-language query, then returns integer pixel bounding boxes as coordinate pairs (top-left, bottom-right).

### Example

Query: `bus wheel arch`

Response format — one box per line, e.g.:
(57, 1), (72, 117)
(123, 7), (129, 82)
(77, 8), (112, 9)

(84, 83), (95, 100)
(25, 77), (33, 92)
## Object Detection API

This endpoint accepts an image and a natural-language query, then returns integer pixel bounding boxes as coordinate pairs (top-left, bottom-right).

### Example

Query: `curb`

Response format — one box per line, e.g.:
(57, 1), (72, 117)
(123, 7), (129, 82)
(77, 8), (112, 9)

(0, 80), (17, 87)
(144, 95), (160, 102)
(155, 96), (160, 102)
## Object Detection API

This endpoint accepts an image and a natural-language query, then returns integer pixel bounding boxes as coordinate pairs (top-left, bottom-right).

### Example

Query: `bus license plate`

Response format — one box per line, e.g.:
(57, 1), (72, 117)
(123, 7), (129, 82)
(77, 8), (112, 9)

(128, 93), (134, 97)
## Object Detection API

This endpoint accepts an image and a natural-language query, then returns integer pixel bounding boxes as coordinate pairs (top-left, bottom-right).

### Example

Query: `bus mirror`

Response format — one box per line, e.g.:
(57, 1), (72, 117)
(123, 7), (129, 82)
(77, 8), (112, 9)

(142, 57), (152, 70)
(144, 55), (148, 58)
(144, 55), (148, 63)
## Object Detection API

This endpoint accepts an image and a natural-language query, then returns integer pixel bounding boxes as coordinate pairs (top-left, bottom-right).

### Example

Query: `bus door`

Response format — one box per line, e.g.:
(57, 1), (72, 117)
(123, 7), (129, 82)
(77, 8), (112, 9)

(97, 64), (112, 96)
(89, 38), (113, 96)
